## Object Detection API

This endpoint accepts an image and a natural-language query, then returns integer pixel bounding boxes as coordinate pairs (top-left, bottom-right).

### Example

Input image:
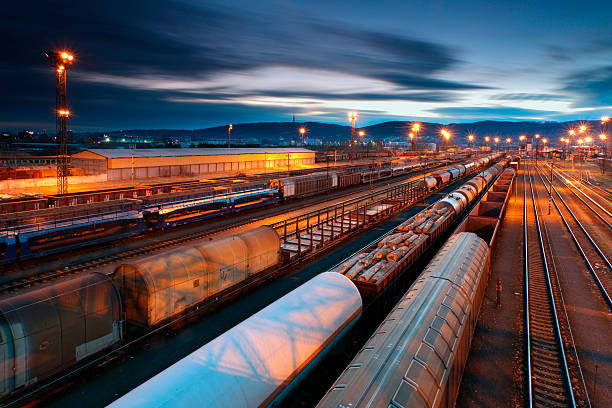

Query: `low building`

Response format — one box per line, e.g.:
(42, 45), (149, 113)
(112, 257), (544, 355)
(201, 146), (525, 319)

(71, 148), (315, 180)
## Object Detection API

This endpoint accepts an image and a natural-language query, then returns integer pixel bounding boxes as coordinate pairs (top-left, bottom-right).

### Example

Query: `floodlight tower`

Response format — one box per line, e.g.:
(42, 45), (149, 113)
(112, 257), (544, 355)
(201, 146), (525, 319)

(46, 50), (74, 194)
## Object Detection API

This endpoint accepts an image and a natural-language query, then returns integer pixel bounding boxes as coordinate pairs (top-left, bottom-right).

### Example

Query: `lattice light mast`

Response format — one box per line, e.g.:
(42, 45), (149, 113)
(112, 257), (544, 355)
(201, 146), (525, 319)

(46, 50), (74, 194)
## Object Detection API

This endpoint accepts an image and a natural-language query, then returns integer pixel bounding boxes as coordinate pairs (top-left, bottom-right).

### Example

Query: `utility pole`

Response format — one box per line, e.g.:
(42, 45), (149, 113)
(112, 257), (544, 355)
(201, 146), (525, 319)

(46, 50), (74, 194)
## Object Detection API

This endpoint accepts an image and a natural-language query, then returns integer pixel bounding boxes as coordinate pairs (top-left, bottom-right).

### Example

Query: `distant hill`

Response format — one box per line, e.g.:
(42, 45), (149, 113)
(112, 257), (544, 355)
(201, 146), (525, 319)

(85, 119), (604, 145)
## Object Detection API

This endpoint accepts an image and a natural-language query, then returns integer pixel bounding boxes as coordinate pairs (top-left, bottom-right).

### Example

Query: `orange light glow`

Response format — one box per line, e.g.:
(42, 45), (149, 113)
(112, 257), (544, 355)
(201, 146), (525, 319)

(542, 138), (547, 143)
(569, 129), (576, 136)
(578, 139), (584, 144)
(58, 110), (70, 116)
(412, 123), (420, 132)
(409, 132), (414, 139)
(579, 125), (587, 133)
(300, 127), (306, 134)
(484, 136), (490, 142)
(494, 137), (500, 143)
(535, 134), (540, 139)
(468, 134), (474, 141)
(601, 116), (610, 123)
(584, 136), (592, 143)
(61, 52), (68, 59)
(348, 111), (357, 120)
(358, 130), (365, 137)
(519, 135), (526, 141)
(506, 138), (511, 143)
(600, 133), (607, 140)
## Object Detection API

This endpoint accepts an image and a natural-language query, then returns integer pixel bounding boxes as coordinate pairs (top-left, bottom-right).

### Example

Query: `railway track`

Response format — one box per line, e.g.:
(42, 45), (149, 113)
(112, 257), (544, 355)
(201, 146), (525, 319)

(550, 166), (612, 224)
(535, 164), (612, 310)
(523, 162), (589, 407)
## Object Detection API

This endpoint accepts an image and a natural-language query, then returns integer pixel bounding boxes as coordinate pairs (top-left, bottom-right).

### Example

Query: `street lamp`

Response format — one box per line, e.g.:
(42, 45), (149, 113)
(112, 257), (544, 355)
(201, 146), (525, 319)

(506, 137), (511, 152)
(411, 123), (421, 150)
(299, 127), (306, 146)
(468, 134), (474, 148)
(348, 111), (357, 146)
(228, 124), (233, 148)
(494, 137), (500, 152)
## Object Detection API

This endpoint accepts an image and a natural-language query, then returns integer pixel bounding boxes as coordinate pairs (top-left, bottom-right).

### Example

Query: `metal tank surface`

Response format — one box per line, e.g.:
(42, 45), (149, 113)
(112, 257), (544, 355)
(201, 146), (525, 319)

(235, 226), (280, 275)
(433, 192), (468, 214)
(455, 185), (478, 203)
(0, 273), (121, 397)
(431, 170), (451, 185)
(113, 226), (281, 327)
(465, 175), (486, 194)
(317, 232), (489, 408)
(107, 272), (362, 408)
(420, 176), (437, 191)
(447, 167), (460, 180)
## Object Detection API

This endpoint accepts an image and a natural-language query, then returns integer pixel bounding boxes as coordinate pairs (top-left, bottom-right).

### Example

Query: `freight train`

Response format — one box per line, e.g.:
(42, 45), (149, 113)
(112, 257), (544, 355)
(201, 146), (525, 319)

(0, 155), (505, 403)
(0, 158), (460, 264)
(105, 158), (511, 408)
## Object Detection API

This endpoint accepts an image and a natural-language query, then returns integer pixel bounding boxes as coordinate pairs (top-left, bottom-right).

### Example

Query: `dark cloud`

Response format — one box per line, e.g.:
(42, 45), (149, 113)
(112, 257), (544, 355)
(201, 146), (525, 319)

(429, 106), (559, 119)
(0, 0), (489, 130)
(489, 93), (569, 101)
(562, 65), (612, 106)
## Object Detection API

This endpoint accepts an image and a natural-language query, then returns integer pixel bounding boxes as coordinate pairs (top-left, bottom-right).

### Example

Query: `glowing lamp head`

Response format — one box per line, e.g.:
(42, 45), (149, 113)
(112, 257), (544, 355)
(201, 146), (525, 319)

(412, 123), (420, 132)
(358, 130), (364, 137)
(300, 127), (306, 134)
(348, 111), (357, 120)
(535, 134), (540, 139)
(485, 136), (490, 142)
(506, 138), (511, 143)
(494, 137), (500, 143)
(468, 134), (474, 141)
(578, 139), (583, 144)
(58, 109), (70, 117)
(579, 125), (586, 133)
(585, 136), (592, 143)
(542, 138), (547, 143)
(569, 129), (576, 136)
(600, 133), (607, 140)
(409, 132), (414, 139)
(229, 124), (233, 130)
(519, 135), (526, 141)
(602, 116), (610, 124)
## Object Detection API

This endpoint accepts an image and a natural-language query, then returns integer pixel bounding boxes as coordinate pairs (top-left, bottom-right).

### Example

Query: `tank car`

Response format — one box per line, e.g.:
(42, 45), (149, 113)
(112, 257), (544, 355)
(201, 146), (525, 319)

(108, 272), (362, 408)
(113, 226), (280, 327)
(0, 273), (122, 398)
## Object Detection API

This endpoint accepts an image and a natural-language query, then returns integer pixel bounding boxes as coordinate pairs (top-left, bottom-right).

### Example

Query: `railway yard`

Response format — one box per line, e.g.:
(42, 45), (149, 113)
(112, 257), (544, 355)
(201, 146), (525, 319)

(0, 153), (611, 408)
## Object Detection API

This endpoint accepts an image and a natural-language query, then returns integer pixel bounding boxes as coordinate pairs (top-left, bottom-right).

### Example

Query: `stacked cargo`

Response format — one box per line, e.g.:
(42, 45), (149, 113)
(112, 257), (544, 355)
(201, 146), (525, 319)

(396, 207), (453, 238)
(331, 230), (429, 289)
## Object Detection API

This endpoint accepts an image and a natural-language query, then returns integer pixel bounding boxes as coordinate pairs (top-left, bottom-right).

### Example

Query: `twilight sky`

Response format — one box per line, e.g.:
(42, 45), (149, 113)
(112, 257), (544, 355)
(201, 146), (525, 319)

(2, 0), (612, 131)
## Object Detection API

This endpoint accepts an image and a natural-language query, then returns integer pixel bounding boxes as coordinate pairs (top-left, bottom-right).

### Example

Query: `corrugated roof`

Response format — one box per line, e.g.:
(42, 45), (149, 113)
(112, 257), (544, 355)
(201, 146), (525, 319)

(75, 148), (314, 159)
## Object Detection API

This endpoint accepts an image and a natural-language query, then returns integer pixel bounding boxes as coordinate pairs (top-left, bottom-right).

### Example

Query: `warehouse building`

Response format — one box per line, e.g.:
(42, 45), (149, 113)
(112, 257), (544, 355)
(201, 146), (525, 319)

(71, 148), (315, 180)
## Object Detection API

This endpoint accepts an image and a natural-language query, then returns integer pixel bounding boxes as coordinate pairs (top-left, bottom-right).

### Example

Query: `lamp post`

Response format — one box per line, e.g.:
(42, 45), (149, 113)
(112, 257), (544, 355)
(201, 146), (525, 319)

(299, 127), (306, 147)
(602, 116), (609, 173)
(441, 129), (451, 165)
(506, 137), (512, 152)
(412, 123), (420, 151)
(409, 132), (414, 151)
(468, 134), (474, 149)
(227, 124), (233, 148)
(348, 111), (357, 147)
(600, 133), (607, 173)
(494, 137), (500, 152)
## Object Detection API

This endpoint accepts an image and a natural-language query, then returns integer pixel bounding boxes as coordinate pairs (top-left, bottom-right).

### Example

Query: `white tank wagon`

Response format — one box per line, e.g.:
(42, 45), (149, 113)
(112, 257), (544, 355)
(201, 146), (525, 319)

(455, 184), (478, 203)
(113, 226), (280, 327)
(419, 176), (437, 191)
(107, 272), (362, 408)
(433, 192), (468, 215)
(317, 232), (490, 408)
(0, 273), (121, 398)
(465, 175), (486, 195)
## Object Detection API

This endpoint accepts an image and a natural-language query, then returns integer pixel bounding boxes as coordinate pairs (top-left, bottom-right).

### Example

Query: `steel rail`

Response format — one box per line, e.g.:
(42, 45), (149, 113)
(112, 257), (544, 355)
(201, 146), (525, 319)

(541, 164), (612, 229)
(550, 166), (612, 219)
(535, 165), (612, 310)
(525, 161), (576, 408)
